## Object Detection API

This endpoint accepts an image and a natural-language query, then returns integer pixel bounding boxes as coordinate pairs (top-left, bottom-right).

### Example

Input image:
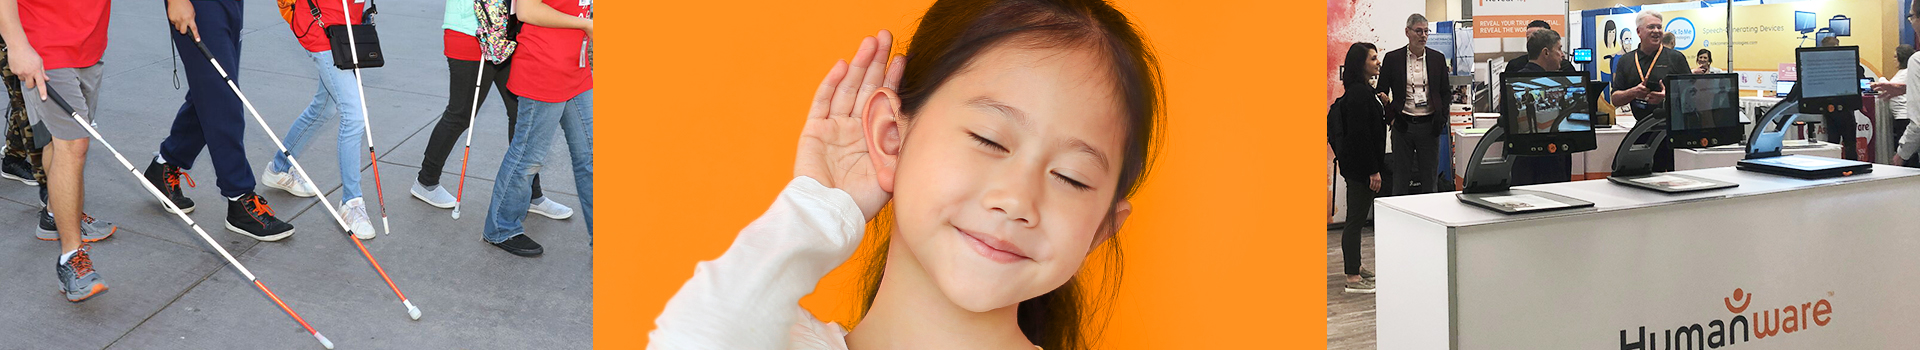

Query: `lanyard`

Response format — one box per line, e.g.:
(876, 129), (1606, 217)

(1635, 48), (1663, 86)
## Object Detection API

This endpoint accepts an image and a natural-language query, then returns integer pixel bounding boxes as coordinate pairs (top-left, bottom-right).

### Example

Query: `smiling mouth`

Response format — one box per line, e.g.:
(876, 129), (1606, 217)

(957, 228), (1031, 263)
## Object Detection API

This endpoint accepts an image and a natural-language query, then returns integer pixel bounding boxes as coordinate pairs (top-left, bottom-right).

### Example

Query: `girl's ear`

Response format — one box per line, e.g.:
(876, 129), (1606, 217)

(864, 87), (906, 193)
(1093, 200), (1131, 248)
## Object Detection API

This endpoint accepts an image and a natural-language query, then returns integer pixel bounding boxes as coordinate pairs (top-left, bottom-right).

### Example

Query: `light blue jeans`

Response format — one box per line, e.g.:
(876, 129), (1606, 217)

(485, 91), (592, 243)
(272, 50), (366, 201)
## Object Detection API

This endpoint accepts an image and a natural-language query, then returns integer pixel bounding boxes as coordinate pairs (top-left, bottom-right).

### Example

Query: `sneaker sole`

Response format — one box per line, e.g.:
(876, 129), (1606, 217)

(3, 172), (38, 186)
(263, 178), (318, 198)
(36, 227), (114, 243)
(411, 190), (456, 209)
(529, 208), (572, 220)
(1343, 287), (1377, 294)
(487, 238), (544, 257)
(163, 202), (195, 215)
(65, 283), (107, 303)
(226, 222), (294, 242)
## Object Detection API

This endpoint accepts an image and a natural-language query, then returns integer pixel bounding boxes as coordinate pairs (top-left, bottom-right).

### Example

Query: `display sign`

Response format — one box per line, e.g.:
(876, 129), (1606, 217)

(1474, 0), (1567, 39)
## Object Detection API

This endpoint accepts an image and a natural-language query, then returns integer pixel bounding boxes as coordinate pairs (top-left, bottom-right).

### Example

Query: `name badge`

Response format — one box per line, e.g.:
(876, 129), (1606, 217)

(1414, 101), (1429, 108)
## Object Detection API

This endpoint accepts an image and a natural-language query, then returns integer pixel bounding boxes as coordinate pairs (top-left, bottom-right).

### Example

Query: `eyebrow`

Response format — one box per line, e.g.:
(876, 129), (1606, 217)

(967, 97), (1113, 172)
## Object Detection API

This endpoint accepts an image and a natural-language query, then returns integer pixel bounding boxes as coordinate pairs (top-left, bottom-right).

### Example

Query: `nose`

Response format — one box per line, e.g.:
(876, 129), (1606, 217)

(980, 165), (1041, 228)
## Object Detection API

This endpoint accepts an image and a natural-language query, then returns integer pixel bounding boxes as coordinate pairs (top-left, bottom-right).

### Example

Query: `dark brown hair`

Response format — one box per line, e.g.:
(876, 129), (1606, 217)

(854, 0), (1163, 349)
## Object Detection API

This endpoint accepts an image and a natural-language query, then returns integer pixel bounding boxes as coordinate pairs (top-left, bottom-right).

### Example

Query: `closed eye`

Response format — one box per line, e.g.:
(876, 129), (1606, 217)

(1054, 171), (1092, 191)
(969, 132), (1008, 153)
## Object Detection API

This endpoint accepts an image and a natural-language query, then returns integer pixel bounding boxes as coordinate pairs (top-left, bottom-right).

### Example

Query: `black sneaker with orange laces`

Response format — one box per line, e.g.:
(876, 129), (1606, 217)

(225, 192), (294, 241)
(142, 156), (196, 214)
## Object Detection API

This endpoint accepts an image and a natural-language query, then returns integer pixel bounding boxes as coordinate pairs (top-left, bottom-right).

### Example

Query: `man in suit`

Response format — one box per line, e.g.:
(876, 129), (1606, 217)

(1378, 13), (1451, 195)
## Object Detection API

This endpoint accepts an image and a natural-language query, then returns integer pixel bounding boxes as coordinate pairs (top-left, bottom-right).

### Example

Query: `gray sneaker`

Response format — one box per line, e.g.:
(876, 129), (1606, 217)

(528, 197), (574, 220)
(35, 209), (116, 243)
(1359, 268), (1375, 281)
(1343, 279), (1376, 294)
(410, 182), (456, 209)
(260, 166), (318, 198)
(56, 245), (107, 302)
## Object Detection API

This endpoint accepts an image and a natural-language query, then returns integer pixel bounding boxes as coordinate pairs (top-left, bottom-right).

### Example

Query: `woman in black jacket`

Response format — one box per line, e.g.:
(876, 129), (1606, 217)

(1333, 42), (1387, 294)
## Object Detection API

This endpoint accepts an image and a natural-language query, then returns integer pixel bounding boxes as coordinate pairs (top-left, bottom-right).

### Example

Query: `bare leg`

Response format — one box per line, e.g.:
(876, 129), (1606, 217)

(46, 138), (86, 253)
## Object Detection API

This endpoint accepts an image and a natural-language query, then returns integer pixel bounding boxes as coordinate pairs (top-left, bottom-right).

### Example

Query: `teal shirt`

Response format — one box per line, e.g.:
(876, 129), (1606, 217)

(443, 0), (478, 35)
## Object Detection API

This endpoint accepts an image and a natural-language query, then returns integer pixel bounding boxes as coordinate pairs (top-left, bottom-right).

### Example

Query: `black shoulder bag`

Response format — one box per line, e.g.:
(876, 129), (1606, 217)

(307, 0), (383, 69)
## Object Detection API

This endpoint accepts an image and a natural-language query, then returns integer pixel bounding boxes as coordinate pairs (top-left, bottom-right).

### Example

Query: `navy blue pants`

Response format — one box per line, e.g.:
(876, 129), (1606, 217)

(160, 0), (254, 198)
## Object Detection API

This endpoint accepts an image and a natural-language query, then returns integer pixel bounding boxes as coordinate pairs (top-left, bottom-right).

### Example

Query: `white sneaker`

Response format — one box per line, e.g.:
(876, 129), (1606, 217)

(341, 197), (376, 240)
(261, 166), (317, 198)
(528, 197), (574, 220)
(410, 181), (456, 209)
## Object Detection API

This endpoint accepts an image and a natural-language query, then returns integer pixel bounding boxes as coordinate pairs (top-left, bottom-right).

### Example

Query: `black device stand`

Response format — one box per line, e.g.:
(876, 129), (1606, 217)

(1457, 125), (1595, 214)
(1611, 117), (1666, 178)
(1605, 117), (1739, 193)
(1737, 91), (1874, 178)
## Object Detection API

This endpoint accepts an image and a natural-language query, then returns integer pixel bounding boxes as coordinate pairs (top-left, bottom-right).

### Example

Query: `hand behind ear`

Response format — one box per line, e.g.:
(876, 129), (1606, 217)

(795, 30), (905, 220)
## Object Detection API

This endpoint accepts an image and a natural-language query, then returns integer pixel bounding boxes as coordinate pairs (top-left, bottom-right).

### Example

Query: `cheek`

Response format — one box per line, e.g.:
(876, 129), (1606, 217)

(890, 137), (988, 242)
(1032, 205), (1113, 279)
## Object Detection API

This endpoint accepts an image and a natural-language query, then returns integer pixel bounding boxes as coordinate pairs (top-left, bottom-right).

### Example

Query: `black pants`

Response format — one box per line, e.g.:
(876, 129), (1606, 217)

(1390, 114), (1441, 195)
(1341, 175), (1374, 276)
(1824, 113), (1858, 161)
(160, 0), (255, 198)
(418, 57), (542, 198)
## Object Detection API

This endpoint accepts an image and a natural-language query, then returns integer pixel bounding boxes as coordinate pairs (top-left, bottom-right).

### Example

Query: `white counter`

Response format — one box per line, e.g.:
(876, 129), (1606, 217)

(1375, 165), (1920, 349)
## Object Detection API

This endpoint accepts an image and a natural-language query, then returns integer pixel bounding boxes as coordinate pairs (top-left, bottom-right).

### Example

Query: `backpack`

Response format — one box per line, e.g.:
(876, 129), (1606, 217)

(279, 0), (297, 25)
(474, 0), (521, 63)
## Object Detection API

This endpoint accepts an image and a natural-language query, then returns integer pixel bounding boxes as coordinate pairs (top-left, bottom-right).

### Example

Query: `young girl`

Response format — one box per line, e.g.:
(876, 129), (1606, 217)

(651, 0), (1161, 349)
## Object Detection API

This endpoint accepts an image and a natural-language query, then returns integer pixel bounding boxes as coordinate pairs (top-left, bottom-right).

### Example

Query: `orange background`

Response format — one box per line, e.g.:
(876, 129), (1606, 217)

(604, 0), (1325, 347)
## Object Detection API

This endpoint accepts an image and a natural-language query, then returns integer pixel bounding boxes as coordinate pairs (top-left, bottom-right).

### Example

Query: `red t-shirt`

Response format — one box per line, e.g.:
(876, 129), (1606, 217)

(507, 0), (592, 103)
(287, 0), (367, 53)
(444, 29), (482, 61)
(18, 0), (110, 70)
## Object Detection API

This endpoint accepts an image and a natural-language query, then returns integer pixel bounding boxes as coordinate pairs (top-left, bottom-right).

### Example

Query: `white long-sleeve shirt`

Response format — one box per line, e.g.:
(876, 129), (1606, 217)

(650, 177), (865, 350)
(1901, 58), (1920, 160)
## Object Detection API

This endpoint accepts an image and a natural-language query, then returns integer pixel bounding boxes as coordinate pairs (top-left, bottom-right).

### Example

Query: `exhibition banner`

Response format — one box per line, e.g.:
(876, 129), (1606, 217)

(1589, 0), (1886, 94)
(1474, 0), (1564, 39)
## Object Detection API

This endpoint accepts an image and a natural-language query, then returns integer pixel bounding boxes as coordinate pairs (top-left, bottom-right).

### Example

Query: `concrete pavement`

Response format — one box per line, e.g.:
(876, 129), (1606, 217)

(0, 1), (591, 349)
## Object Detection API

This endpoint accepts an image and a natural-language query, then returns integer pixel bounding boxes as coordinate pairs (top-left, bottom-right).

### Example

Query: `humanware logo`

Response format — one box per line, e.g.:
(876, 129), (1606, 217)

(1618, 288), (1833, 349)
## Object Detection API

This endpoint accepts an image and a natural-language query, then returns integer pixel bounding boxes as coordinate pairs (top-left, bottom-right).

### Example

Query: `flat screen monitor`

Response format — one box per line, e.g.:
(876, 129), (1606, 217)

(1572, 48), (1593, 64)
(1796, 46), (1862, 114)
(1830, 15), (1851, 36)
(1665, 73), (1744, 148)
(1815, 30), (1835, 46)
(1777, 81), (1796, 98)
(1796, 11), (1817, 33)
(1501, 71), (1597, 156)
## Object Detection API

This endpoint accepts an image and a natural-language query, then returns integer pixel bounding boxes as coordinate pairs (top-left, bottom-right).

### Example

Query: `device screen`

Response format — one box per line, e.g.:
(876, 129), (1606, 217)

(1670, 75), (1739, 131)
(1572, 48), (1593, 63)
(1777, 81), (1796, 97)
(1800, 49), (1858, 99)
(1505, 75), (1590, 135)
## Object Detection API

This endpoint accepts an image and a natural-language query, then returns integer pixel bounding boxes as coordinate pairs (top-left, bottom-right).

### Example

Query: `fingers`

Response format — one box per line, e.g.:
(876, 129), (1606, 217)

(874, 30), (900, 90)
(827, 36), (877, 120)
(189, 22), (200, 41)
(30, 75), (46, 101)
(884, 54), (905, 90)
(808, 60), (850, 120)
(853, 35), (892, 120)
